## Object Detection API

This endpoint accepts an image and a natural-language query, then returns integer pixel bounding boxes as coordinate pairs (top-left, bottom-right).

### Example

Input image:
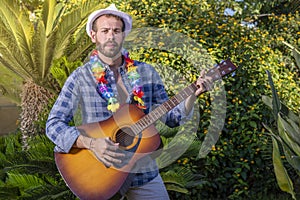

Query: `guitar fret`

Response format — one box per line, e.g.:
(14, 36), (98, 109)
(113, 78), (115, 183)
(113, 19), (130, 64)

(156, 107), (162, 116)
(164, 102), (172, 110)
(188, 84), (197, 94)
(147, 114), (156, 124)
(174, 93), (185, 103)
(139, 119), (147, 129)
(178, 92), (185, 100)
(138, 121), (146, 132)
(168, 101), (175, 108)
(151, 115), (155, 122)
(176, 94), (182, 101)
(172, 96), (179, 105)
(131, 124), (140, 135)
(153, 109), (160, 120)
(158, 106), (167, 116)
(143, 115), (149, 124)
(135, 125), (142, 134)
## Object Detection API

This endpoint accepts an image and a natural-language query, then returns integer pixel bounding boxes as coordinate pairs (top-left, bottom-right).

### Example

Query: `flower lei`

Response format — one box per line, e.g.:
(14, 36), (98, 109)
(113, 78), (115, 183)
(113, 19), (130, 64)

(90, 50), (146, 112)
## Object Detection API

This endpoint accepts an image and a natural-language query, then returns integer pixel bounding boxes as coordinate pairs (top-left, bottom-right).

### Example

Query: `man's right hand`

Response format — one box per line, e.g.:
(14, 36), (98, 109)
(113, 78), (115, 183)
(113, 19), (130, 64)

(76, 135), (126, 168)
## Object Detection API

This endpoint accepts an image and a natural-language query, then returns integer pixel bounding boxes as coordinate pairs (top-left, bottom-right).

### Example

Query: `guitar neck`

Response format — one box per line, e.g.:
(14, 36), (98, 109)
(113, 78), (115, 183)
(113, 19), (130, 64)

(130, 59), (237, 135)
(131, 83), (198, 135)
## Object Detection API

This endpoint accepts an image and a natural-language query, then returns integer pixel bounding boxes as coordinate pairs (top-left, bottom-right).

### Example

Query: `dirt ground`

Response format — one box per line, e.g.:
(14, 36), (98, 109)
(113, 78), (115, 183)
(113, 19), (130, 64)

(0, 96), (20, 136)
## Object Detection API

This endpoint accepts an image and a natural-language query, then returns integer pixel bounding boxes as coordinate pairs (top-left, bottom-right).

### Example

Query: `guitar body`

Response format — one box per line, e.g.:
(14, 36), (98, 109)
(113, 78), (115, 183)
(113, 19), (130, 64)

(55, 104), (161, 200)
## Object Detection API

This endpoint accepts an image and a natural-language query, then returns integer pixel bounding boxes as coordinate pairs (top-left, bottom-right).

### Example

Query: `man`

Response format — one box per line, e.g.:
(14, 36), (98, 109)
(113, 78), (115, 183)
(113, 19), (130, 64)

(46, 4), (211, 200)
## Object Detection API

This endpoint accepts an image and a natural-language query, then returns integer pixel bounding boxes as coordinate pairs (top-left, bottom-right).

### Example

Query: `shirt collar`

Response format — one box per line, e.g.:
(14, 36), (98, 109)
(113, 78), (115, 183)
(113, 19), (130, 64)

(94, 49), (128, 73)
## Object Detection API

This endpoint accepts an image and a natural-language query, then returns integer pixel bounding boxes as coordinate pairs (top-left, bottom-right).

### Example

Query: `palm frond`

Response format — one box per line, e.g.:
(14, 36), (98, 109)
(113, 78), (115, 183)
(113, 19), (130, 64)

(0, 44), (32, 79)
(68, 28), (93, 62)
(0, 186), (20, 200)
(32, 1), (69, 83)
(80, 0), (106, 17)
(0, 25), (28, 76)
(2, 135), (55, 175)
(54, 8), (82, 58)
(0, 132), (75, 199)
(31, 20), (48, 81)
(0, 2), (34, 79)
(5, 172), (72, 199)
(27, 134), (55, 160)
(26, 189), (75, 200)
(50, 56), (82, 88)
(161, 166), (207, 194)
(6, 173), (45, 190)
(42, 0), (57, 36)
(165, 184), (189, 194)
(50, 67), (68, 88)
(1, 0), (34, 68)
(0, 65), (23, 103)
(51, 2), (66, 31)
(67, 0), (109, 61)
(1, 131), (22, 156)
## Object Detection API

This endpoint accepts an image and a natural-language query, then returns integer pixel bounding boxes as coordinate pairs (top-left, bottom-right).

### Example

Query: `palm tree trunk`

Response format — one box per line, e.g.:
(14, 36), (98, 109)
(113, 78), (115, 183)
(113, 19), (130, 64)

(20, 80), (54, 150)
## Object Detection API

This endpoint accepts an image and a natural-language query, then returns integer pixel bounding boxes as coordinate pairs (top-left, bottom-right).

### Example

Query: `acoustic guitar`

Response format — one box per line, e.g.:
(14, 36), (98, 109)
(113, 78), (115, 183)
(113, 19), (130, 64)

(55, 59), (237, 200)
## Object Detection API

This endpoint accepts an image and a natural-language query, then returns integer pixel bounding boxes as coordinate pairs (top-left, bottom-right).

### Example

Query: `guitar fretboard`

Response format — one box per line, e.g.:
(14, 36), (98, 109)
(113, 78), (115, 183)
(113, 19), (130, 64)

(130, 83), (198, 135)
(129, 59), (237, 136)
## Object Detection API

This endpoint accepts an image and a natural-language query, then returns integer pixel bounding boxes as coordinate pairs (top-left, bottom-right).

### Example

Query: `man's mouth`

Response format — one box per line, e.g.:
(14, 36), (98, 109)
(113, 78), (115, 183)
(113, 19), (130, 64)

(105, 42), (117, 48)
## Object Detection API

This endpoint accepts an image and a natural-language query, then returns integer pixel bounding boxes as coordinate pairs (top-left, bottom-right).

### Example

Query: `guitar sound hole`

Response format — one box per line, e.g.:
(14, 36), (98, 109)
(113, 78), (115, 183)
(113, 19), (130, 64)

(116, 127), (135, 148)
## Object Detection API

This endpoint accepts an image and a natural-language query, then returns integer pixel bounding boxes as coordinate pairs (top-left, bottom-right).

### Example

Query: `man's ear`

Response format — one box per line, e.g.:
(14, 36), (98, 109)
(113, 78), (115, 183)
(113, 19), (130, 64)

(90, 31), (96, 43)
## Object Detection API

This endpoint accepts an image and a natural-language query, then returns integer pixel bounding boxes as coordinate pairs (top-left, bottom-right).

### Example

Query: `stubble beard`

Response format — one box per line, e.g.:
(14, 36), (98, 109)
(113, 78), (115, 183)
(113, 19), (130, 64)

(96, 41), (122, 60)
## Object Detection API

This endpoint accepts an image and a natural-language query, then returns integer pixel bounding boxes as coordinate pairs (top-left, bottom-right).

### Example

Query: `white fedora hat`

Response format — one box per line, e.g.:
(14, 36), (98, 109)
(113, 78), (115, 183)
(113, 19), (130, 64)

(86, 4), (132, 38)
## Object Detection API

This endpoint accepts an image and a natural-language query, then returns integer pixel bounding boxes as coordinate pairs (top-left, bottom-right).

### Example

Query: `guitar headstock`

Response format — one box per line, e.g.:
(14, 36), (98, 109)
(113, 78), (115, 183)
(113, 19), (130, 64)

(206, 59), (237, 81)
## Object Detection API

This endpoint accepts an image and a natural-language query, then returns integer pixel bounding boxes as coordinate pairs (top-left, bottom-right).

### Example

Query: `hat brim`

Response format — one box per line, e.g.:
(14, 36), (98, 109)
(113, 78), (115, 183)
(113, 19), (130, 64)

(86, 9), (132, 38)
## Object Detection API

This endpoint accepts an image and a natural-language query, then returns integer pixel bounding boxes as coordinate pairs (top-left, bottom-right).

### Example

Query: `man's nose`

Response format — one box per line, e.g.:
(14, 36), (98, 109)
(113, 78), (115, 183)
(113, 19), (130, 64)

(107, 30), (115, 39)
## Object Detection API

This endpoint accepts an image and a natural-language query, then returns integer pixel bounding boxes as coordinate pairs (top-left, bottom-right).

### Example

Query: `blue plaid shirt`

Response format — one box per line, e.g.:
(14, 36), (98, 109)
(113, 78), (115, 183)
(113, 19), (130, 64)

(46, 51), (191, 187)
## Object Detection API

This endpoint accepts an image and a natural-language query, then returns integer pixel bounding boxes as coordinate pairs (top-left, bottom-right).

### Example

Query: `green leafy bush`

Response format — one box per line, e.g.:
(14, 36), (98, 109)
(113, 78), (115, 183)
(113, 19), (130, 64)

(262, 71), (300, 200)
(262, 43), (300, 200)
(0, 131), (76, 199)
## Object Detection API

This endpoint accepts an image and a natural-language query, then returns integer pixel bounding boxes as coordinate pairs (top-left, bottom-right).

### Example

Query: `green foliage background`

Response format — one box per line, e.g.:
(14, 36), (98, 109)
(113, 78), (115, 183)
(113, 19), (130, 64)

(0, 0), (299, 199)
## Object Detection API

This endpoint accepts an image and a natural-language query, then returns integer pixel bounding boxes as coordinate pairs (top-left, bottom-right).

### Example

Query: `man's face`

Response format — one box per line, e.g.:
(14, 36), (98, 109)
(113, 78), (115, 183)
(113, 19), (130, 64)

(91, 15), (125, 59)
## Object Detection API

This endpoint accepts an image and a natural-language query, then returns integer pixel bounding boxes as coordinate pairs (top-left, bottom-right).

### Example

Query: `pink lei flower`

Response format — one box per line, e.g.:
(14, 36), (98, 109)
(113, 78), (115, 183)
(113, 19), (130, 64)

(90, 50), (146, 112)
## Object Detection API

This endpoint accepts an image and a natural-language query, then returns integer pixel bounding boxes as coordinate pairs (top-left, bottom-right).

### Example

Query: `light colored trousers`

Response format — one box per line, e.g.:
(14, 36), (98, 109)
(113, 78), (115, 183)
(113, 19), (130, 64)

(123, 174), (170, 200)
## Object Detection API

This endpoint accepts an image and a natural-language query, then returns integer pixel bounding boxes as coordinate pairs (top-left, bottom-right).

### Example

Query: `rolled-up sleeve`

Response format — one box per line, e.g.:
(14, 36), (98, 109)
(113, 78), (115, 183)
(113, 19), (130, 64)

(46, 70), (81, 153)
